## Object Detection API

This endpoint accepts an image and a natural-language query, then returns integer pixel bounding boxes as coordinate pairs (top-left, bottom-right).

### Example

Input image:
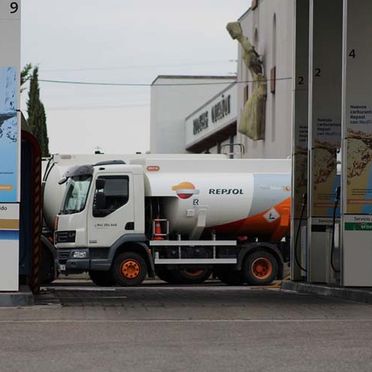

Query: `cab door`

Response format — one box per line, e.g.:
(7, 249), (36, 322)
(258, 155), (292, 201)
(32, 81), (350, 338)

(88, 173), (135, 248)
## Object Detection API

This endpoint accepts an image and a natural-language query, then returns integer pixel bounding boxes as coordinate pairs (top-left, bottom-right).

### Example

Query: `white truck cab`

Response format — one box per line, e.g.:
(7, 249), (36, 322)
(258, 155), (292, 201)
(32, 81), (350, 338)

(56, 161), (151, 285)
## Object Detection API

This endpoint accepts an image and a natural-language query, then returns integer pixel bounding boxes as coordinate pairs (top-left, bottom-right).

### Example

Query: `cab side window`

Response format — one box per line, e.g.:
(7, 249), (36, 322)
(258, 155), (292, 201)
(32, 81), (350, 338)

(93, 176), (129, 217)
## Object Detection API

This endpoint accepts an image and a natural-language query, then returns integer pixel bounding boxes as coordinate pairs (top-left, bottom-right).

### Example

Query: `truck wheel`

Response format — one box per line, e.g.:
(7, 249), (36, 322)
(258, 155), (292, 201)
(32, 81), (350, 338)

(113, 252), (147, 286)
(215, 269), (244, 285)
(40, 248), (55, 284)
(156, 268), (177, 283)
(243, 251), (278, 285)
(171, 268), (212, 284)
(89, 271), (115, 286)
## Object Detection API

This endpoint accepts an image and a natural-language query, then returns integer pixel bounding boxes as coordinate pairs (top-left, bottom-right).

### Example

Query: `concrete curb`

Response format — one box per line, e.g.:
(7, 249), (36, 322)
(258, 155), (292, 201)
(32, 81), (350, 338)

(281, 280), (372, 304)
(0, 287), (34, 307)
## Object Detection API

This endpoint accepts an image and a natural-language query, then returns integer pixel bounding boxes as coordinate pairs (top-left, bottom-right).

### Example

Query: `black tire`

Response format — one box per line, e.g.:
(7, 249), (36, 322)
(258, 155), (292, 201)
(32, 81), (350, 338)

(243, 250), (278, 285)
(89, 270), (115, 286)
(156, 268), (178, 283)
(215, 269), (244, 285)
(40, 247), (56, 285)
(170, 268), (212, 284)
(113, 252), (147, 286)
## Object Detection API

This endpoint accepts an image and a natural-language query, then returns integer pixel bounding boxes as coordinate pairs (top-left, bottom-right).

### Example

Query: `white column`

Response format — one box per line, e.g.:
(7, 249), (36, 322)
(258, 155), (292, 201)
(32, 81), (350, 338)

(291, 0), (309, 281)
(341, 0), (372, 286)
(0, 0), (21, 291)
(307, 0), (342, 283)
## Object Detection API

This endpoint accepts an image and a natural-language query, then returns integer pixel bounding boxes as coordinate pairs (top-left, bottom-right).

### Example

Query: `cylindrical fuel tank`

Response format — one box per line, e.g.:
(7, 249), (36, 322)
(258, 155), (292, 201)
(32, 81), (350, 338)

(42, 160), (73, 229)
(144, 159), (291, 241)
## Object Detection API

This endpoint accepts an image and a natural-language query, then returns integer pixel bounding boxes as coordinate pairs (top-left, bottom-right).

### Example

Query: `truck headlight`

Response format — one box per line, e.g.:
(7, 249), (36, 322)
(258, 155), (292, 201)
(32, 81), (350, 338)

(72, 250), (88, 259)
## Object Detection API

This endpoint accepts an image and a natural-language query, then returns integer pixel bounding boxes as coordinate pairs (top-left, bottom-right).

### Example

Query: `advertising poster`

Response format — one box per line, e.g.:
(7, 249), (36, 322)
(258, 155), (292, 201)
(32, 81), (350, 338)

(311, 117), (340, 217)
(346, 105), (372, 214)
(0, 66), (17, 202)
(293, 121), (308, 218)
(308, 0), (342, 219)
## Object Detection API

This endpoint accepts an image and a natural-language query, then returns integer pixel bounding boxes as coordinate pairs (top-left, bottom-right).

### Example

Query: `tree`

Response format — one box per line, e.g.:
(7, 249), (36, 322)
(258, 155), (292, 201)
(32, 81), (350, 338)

(20, 63), (32, 92)
(27, 66), (49, 157)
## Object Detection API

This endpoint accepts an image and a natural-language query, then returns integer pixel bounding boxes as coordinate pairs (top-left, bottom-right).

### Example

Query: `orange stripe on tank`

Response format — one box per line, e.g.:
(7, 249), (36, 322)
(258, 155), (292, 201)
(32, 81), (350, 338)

(211, 197), (291, 241)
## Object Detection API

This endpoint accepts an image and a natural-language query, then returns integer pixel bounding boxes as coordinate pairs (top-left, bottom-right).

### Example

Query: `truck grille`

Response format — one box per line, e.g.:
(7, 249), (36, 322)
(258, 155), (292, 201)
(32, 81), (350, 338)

(58, 250), (71, 260)
(56, 231), (76, 243)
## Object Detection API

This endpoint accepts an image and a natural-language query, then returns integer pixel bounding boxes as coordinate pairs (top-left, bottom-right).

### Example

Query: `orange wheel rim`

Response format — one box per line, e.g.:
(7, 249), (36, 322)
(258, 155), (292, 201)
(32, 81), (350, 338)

(121, 259), (140, 279)
(251, 257), (272, 280)
(183, 269), (204, 278)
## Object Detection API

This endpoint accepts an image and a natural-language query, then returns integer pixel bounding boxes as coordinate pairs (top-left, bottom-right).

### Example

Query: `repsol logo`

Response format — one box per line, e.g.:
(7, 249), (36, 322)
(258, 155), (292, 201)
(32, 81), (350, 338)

(209, 188), (243, 195)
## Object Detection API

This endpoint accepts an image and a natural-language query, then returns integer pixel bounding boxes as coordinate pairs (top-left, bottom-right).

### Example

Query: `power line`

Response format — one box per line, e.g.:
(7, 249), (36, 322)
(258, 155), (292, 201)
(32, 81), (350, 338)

(39, 76), (292, 87)
(41, 60), (237, 73)
(47, 103), (149, 111)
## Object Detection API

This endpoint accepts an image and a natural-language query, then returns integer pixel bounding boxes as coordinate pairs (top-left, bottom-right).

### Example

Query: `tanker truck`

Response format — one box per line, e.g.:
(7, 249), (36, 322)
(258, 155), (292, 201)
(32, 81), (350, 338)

(41, 153), (226, 284)
(55, 156), (291, 286)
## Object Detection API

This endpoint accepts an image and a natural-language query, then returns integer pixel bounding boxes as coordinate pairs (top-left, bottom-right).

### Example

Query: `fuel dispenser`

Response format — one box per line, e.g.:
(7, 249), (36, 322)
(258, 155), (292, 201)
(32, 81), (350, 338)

(292, 0), (372, 287)
(292, 0), (343, 285)
(341, 0), (372, 286)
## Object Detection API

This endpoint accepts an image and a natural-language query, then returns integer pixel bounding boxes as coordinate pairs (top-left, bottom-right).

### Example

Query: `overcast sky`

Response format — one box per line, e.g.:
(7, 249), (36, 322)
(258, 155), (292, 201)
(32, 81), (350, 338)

(21, 1), (250, 154)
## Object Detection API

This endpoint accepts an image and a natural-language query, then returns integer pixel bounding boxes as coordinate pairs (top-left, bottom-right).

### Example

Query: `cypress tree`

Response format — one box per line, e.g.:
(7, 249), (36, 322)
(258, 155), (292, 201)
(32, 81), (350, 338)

(27, 66), (49, 157)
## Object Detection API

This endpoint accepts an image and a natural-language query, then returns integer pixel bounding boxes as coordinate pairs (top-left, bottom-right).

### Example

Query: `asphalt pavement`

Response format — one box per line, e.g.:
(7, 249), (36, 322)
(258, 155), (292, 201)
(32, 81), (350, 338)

(0, 280), (372, 372)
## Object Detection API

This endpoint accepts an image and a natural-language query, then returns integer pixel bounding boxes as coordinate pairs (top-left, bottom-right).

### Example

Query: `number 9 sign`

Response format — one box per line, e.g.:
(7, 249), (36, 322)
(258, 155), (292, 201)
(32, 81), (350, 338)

(10, 1), (18, 14)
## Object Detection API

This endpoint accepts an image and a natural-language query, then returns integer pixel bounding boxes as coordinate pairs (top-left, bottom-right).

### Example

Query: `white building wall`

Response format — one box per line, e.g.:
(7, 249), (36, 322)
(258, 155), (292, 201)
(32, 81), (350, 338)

(150, 76), (235, 154)
(237, 0), (294, 159)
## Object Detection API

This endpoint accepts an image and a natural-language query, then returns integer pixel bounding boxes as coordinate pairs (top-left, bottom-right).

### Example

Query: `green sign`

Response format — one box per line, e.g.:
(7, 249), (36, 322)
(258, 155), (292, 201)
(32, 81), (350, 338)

(345, 222), (372, 231)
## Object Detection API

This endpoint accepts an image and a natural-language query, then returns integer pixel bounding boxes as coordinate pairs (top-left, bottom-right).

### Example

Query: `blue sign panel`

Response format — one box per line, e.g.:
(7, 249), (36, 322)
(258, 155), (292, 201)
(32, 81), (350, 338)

(0, 66), (17, 202)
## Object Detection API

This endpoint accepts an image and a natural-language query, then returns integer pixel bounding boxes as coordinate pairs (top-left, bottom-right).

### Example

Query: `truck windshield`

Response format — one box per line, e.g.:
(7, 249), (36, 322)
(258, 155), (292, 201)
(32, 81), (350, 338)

(61, 175), (92, 214)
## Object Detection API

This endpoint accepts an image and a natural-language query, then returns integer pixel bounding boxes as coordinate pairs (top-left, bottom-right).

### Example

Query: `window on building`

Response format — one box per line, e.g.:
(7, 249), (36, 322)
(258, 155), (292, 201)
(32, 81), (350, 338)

(229, 135), (235, 159)
(244, 84), (249, 103)
(271, 13), (277, 95)
(271, 13), (277, 141)
(254, 28), (259, 47)
(270, 66), (276, 94)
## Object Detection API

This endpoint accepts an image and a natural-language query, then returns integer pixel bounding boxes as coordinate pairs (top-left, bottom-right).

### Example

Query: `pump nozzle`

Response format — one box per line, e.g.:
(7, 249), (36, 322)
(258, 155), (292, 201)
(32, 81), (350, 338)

(335, 186), (340, 202)
(331, 186), (341, 273)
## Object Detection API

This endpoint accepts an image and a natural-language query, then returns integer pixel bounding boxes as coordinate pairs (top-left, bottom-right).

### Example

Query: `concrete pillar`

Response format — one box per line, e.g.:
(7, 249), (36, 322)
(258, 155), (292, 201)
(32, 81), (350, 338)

(307, 0), (342, 283)
(0, 0), (21, 290)
(341, 0), (372, 286)
(291, 0), (309, 281)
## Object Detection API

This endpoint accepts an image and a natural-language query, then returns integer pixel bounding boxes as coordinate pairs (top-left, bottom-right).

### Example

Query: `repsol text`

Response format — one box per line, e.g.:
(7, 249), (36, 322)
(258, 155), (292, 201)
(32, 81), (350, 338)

(209, 188), (243, 195)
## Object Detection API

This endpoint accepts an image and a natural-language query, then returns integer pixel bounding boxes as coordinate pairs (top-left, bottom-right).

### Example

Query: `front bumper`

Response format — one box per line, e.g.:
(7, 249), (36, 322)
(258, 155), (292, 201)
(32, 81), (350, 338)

(57, 249), (111, 273)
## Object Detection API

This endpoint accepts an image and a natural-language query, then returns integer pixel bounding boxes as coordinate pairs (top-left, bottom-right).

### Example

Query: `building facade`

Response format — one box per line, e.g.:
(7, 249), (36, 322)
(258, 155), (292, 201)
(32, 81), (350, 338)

(150, 1), (295, 160)
(236, 0), (294, 159)
(185, 82), (239, 157)
(150, 75), (235, 154)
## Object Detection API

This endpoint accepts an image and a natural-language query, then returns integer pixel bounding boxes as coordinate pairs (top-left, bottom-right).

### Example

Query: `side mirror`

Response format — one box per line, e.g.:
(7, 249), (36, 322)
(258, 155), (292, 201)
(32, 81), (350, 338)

(96, 178), (105, 190)
(58, 176), (68, 185)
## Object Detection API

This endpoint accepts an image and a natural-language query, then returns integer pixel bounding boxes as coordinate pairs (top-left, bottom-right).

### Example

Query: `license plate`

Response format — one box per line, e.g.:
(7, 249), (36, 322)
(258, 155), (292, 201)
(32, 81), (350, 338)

(59, 264), (66, 272)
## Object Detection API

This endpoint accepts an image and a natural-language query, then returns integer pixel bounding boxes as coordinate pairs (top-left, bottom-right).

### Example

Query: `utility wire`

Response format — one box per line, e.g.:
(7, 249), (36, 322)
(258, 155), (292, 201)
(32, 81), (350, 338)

(47, 103), (150, 111)
(39, 76), (292, 87)
(41, 60), (237, 73)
